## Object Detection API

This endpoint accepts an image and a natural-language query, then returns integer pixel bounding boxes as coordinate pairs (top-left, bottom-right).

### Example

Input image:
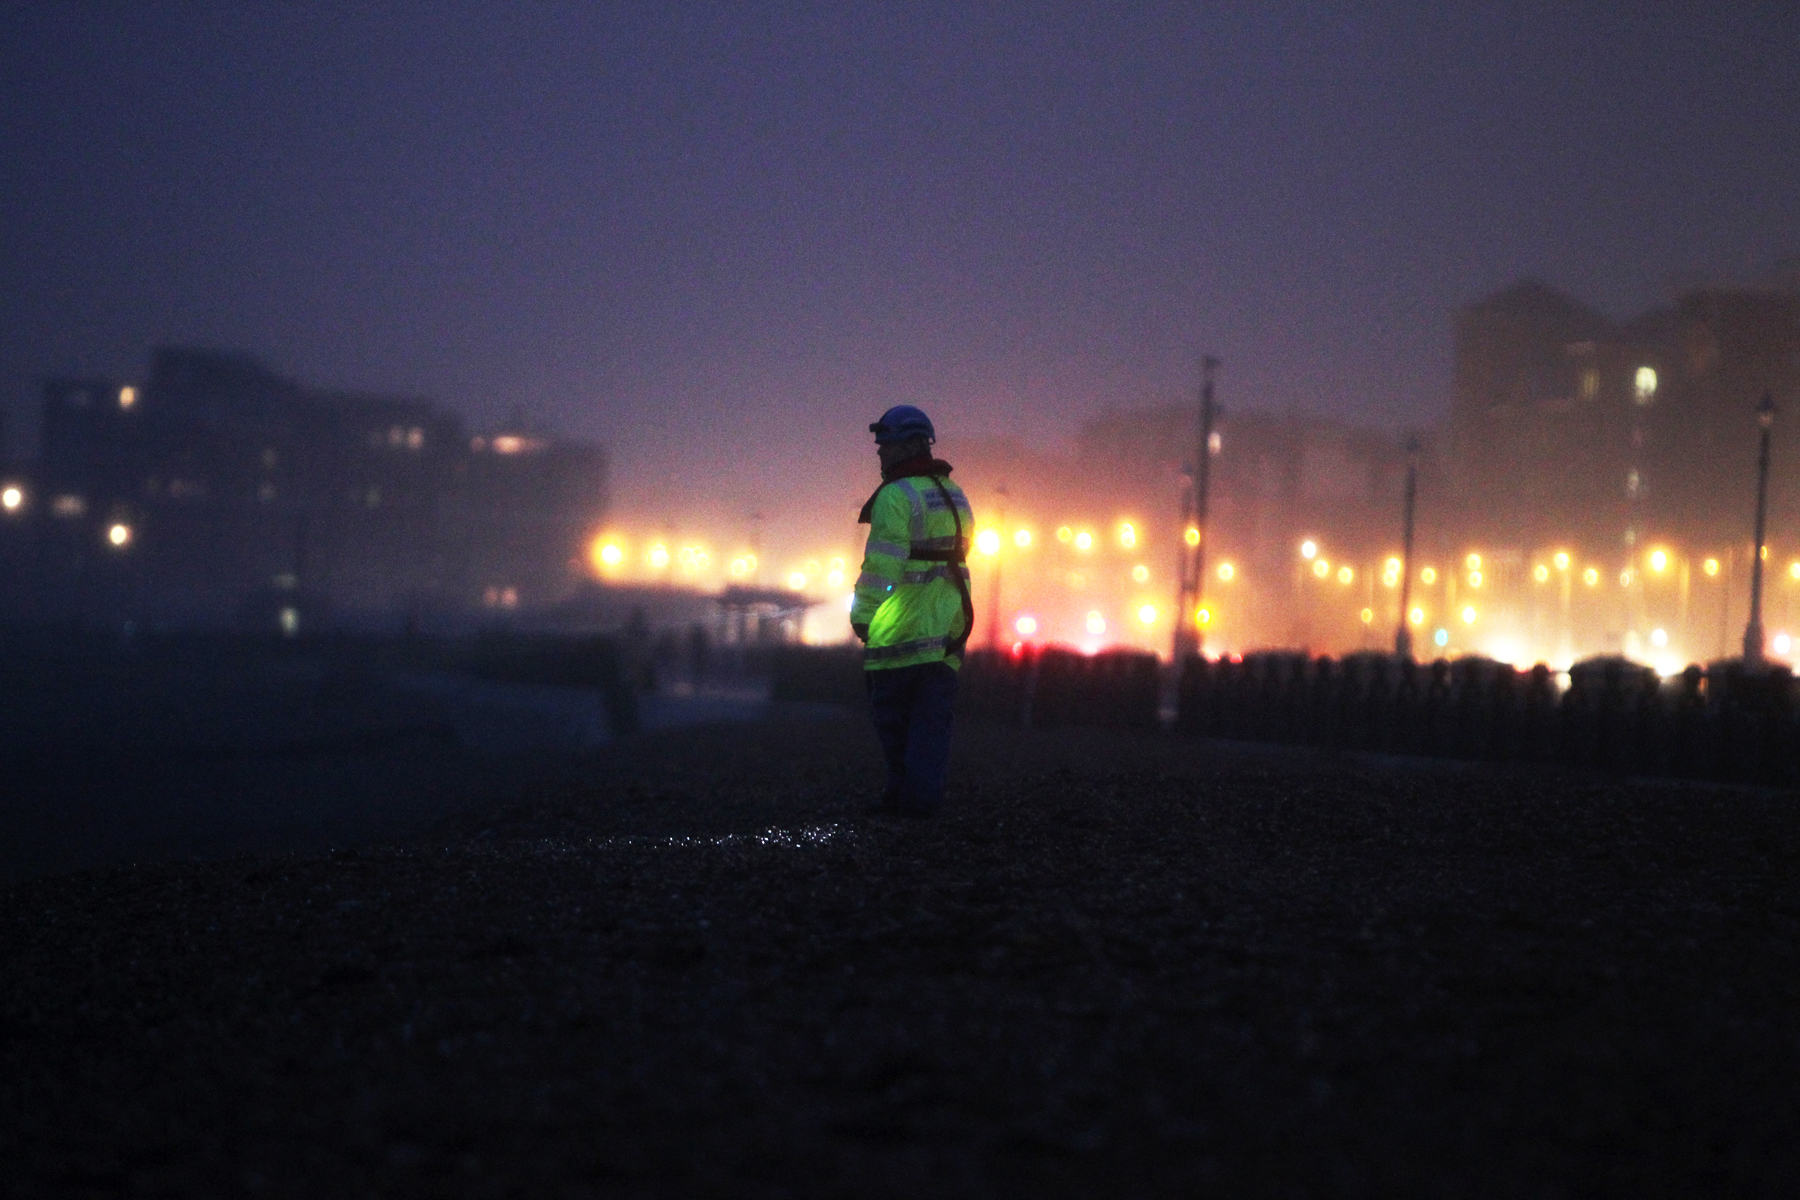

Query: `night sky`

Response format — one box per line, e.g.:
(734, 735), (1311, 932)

(4, 3), (1795, 554)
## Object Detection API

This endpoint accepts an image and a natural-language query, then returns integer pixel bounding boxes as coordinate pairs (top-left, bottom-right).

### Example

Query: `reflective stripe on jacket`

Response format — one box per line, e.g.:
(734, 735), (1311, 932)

(851, 475), (975, 670)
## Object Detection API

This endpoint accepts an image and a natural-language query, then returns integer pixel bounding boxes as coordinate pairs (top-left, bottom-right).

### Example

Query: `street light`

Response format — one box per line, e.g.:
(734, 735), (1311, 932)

(1395, 435), (1420, 659)
(1745, 393), (1777, 666)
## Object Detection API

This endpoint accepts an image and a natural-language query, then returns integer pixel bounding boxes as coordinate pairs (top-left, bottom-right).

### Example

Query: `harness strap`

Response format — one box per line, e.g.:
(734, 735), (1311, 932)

(926, 476), (975, 658)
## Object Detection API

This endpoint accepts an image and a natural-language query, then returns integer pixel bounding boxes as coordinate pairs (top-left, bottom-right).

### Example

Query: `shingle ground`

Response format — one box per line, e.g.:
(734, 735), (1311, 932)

(5, 709), (1799, 1198)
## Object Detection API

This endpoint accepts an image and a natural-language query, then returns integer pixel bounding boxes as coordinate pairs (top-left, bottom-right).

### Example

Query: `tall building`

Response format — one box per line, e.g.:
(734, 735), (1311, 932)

(1449, 278), (1800, 557)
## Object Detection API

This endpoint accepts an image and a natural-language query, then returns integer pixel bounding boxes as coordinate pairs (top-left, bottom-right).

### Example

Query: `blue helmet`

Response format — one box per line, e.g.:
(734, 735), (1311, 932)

(869, 404), (936, 445)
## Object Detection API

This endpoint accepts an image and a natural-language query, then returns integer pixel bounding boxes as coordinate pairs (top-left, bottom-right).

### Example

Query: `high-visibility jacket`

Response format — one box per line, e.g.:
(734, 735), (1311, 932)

(852, 472), (976, 670)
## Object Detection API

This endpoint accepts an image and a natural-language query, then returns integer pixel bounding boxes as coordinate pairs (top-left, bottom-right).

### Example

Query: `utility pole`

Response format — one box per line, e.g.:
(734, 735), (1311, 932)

(1744, 394), (1776, 666)
(1175, 356), (1220, 660)
(1394, 435), (1420, 659)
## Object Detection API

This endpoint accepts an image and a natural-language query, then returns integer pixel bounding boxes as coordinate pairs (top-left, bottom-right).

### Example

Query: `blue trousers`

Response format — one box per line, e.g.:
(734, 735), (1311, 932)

(864, 661), (959, 813)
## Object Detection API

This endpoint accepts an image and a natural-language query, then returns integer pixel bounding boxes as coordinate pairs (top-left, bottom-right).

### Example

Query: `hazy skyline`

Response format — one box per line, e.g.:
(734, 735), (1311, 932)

(4, 3), (1796, 549)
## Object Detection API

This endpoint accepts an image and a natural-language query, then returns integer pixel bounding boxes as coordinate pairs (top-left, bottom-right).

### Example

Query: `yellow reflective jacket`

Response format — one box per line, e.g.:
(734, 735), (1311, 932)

(852, 468), (975, 670)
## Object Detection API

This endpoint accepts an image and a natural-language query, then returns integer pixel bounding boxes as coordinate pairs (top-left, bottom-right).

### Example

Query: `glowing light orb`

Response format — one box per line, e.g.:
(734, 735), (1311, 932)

(1131, 565), (1149, 583)
(1217, 562), (1234, 582)
(1013, 529), (1031, 548)
(1312, 558), (1330, 579)
(1137, 604), (1157, 626)
(1085, 611), (1106, 635)
(1337, 565), (1354, 585)
(1461, 605), (1477, 624)
(975, 529), (1002, 555)
(1014, 615), (1038, 637)
(1074, 531), (1093, 551)
(107, 522), (131, 547)
(1300, 540), (1317, 560)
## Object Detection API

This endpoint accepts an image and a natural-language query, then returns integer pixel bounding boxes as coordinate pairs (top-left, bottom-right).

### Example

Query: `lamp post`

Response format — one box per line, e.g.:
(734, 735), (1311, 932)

(1744, 393), (1776, 666)
(1394, 435), (1420, 659)
(985, 485), (1007, 649)
(1175, 355), (1220, 660)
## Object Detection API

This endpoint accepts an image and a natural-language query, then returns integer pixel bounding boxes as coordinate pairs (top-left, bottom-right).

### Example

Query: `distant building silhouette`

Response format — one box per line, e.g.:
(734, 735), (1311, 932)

(1449, 278), (1800, 555)
(8, 347), (606, 627)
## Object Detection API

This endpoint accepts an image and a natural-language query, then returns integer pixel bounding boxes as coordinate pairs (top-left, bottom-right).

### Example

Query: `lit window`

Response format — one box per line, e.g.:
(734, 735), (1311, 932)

(1703, 557), (1720, 577)
(279, 607), (300, 637)
(1580, 369), (1599, 400)
(1634, 366), (1657, 404)
(1789, 561), (1800, 581)
(52, 495), (85, 518)
(1208, 431), (1222, 455)
(118, 386), (136, 410)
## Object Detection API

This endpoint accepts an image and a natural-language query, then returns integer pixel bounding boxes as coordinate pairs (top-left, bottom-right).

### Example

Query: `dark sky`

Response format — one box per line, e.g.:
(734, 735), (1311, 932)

(4, 2), (1796, 550)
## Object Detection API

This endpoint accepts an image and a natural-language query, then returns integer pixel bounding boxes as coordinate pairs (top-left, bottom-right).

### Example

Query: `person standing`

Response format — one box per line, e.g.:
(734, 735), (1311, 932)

(851, 405), (976, 817)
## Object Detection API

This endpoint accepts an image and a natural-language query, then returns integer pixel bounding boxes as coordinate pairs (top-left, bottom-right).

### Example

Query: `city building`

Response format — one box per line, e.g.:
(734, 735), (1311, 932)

(7, 347), (608, 627)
